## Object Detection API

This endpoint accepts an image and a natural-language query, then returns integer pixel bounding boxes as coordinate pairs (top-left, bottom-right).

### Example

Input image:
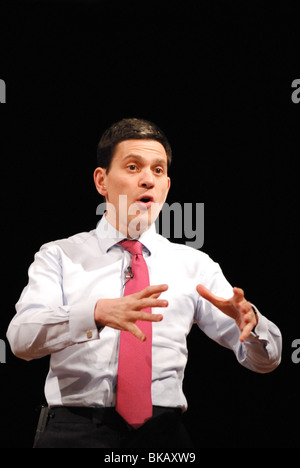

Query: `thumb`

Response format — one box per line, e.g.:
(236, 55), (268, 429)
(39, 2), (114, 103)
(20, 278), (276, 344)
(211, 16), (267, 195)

(196, 284), (224, 307)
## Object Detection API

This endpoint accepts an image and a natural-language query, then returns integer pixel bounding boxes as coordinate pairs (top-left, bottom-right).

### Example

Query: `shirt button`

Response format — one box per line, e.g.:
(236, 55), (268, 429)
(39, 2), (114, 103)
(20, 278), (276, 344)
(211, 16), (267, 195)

(86, 330), (93, 339)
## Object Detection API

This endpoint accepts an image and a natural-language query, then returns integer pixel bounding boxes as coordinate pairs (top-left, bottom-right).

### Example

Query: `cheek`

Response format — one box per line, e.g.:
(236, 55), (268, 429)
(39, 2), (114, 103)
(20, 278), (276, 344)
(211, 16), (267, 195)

(107, 176), (130, 197)
(107, 179), (136, 209)
(157, 181), (170, 202)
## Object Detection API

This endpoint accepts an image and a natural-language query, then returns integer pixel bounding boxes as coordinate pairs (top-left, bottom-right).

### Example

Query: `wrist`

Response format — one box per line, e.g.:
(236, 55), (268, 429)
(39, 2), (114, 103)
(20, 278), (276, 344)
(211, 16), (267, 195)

(94, 299), (106, 331)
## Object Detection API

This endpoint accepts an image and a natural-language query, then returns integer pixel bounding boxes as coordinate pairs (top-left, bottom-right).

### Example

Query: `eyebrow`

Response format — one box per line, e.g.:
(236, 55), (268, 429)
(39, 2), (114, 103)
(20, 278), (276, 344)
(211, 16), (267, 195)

(122, 153), (167, 166)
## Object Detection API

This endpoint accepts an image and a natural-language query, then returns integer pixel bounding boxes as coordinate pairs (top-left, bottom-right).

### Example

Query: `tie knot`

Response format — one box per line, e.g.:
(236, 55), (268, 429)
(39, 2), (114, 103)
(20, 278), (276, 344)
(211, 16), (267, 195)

(119, 240), (143, 256)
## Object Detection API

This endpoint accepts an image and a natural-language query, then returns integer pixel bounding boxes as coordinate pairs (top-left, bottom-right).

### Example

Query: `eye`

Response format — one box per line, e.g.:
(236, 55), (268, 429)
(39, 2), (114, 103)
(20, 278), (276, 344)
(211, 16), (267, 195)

(127, 164), (137, 171)
(154, 167), (163, 174)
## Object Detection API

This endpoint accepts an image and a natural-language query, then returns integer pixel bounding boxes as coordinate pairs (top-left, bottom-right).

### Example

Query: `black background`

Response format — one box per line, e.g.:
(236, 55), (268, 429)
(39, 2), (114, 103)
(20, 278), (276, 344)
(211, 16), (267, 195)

(0, 0), (299, 448)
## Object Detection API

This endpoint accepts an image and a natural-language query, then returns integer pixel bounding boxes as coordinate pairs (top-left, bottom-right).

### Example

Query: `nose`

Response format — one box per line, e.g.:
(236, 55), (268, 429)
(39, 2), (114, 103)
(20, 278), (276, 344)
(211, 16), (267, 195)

(139, 168), (154, 189)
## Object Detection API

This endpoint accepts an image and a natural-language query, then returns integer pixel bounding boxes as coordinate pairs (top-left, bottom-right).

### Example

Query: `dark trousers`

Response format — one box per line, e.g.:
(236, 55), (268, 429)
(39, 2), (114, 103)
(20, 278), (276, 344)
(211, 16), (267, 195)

(34, 406), (193, 448)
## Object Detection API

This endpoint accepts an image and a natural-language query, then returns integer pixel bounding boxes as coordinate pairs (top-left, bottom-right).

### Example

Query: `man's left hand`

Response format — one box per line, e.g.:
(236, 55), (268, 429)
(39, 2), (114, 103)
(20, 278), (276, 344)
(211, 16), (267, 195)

(196, 285), (258, 342)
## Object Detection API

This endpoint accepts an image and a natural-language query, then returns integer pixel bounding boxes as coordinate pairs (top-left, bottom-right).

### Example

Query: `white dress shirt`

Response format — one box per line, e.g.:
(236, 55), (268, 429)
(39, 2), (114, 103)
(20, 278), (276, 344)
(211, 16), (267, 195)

(7, 216), (282, 410)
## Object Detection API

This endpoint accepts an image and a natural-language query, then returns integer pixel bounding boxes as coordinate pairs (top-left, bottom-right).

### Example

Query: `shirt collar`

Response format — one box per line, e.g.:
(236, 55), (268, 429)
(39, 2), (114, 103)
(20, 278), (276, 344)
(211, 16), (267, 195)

(96, 215), (157, 255)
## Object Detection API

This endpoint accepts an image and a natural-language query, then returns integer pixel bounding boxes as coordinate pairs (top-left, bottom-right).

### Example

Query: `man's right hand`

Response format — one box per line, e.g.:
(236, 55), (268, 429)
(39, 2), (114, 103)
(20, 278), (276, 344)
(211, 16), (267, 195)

(94, 284), (168, 342)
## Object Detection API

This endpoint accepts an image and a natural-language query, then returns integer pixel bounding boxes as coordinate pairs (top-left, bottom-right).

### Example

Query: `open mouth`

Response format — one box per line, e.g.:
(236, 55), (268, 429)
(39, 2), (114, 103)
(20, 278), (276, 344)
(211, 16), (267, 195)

(139, 197), (152, 203)
(136, 195), (154, 208)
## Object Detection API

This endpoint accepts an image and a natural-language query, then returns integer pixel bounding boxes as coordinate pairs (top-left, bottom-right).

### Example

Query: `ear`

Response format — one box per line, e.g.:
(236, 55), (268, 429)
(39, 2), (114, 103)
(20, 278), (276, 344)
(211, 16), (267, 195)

(165, 176), (171, 199)
(167, 176), (171, 191)
(94, 167), (108, 197)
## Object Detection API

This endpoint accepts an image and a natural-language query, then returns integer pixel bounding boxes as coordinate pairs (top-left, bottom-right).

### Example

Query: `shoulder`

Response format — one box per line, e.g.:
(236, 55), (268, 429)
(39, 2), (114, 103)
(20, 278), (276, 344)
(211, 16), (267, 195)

(38, 230), (98, 258)
(154, 233), (218, 269)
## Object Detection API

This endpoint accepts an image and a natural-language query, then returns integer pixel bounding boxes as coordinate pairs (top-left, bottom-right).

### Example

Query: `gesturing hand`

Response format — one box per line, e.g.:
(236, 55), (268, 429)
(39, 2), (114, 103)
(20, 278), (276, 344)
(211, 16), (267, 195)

(94, 284), (168, 342)
(196, 284), (258, 342)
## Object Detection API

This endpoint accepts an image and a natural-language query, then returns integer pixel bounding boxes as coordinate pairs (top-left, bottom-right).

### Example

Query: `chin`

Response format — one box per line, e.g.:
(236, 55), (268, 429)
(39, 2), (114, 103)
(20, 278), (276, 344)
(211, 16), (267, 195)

(127, 214), (153, 238)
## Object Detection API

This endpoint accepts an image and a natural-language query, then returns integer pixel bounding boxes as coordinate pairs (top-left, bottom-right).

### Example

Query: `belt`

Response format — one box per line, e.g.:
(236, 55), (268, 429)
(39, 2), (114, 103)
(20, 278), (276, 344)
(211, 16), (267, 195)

(48, 406), (181, 426)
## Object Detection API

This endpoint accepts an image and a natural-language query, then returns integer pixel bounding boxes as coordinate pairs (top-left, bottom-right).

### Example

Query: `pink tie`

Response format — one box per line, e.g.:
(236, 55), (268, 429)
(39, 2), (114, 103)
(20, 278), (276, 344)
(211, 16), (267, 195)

(116, 240), (153, 429)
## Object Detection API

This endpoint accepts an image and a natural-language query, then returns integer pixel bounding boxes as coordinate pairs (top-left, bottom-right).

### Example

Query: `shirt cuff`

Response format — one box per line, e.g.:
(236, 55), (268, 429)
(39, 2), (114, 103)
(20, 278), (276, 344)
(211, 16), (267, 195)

(69, 297), (100, 343)
(248, 305), (269, 342)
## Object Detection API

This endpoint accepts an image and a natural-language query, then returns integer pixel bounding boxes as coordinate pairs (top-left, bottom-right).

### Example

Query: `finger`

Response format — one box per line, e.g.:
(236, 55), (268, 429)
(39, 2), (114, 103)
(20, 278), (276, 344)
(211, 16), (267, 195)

(127, 322), (146, 342)
(232, 287), (245, 304)
(243, 310), (254, 323)
(239, 311), (257, 342)
(241, 303), (253, 317)
(138, 298), (168, 310)
(239, 322), (255, 342)
(135, 311), (164, 323)
(137, 284), (168, 299)
(127, 316), (163, 341)
(149, 291), (167, 299)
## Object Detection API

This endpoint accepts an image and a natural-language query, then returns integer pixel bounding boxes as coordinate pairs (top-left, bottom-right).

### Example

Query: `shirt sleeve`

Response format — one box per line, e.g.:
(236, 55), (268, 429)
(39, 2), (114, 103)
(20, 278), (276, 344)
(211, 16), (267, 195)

(195, 261), (282, 373)
(7, 243), (100, 361)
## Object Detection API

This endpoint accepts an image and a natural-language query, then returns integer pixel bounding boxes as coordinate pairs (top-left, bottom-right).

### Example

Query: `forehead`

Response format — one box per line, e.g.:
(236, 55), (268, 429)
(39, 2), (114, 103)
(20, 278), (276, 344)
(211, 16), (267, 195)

(112, 139), (168, 163)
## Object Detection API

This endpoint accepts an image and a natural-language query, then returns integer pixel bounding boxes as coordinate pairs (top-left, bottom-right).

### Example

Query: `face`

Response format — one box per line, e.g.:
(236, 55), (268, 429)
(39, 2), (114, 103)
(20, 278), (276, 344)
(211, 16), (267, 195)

(94, 139), (171, 237)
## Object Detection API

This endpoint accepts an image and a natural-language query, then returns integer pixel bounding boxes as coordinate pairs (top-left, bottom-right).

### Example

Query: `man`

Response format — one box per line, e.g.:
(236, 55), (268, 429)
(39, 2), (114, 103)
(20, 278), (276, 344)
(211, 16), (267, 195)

(7, 118), (282, 448)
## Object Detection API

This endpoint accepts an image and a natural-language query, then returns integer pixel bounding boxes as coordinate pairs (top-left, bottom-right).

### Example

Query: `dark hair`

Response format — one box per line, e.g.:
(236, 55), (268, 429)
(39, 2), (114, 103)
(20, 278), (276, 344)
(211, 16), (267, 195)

(96, 118), (172, 172)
